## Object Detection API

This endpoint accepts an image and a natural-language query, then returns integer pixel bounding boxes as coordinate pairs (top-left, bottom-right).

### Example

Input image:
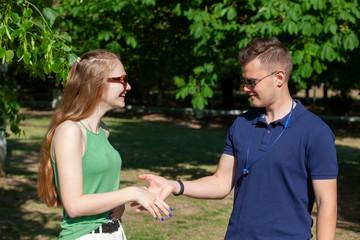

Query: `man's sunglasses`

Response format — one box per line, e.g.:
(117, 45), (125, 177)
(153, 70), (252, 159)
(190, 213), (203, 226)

(240, 71), (277, 88)
(108, 74), (128, 89)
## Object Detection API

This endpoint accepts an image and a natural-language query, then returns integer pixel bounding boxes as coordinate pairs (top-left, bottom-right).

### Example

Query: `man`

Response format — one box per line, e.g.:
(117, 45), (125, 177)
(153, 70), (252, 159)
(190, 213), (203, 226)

(139, 37), (338, 239)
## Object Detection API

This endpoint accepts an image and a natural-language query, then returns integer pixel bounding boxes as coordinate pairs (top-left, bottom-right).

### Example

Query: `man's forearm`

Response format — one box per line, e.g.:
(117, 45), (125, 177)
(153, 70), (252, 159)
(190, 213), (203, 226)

(180, 175), (232, 199)
(316, 202), (337, 240)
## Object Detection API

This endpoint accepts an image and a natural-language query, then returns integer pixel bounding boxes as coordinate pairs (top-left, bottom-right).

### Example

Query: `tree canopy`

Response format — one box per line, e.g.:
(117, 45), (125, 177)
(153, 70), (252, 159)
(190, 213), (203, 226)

(1, 0), (360, 134)
(55, 0), (360, 108)
(0, 0), (76, 135)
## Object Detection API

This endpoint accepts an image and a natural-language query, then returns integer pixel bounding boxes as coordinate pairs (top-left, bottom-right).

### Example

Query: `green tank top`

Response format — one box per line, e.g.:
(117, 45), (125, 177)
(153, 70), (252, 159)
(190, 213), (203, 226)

(51, 121), (122, 240)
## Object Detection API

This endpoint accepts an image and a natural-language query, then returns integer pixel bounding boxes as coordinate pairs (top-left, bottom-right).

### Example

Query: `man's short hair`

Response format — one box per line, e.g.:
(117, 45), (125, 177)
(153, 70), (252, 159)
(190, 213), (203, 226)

(239, 37), (293, 80)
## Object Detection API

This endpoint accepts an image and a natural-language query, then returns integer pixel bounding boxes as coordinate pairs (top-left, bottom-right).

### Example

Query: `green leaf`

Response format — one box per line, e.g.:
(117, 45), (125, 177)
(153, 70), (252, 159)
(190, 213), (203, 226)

(68, 53), (78, 66)
(312, 0), (326, 10)
(201, 86), (213, 98)
(16, 45), (23, 58)
(343, 31), (359, 51)
(301, 22), (312, 36)
(205, 64), (214, 73)
(300, 64), (313, 78)
(5, 50), (14, 61)
(191, 94), (207, 110)
(141, 0), (156, 6)
(42, 8), (58, 27)
(283, 20), (298, 35)
(238, 38), (251, 49)
(11, 29), (23, 41)
(23, 52), (31, 64)
(54, 56), (64, 65)
(32, 18), (46, 31)
(176, 87), (190, 99)
(10, 12), (21, 22)
(106, 41), (122, 53)
(193, 65), (204, 75)
(0, 26), (5, 36)
(61, 44), (72, 52)
(125, 36), (137, 48)
(5, 25), (11, 39)
(0, 47), (6, 58)
(193, 24), (204, 39)
(226, 7), (237, 21)
(55, 31), (72, 42)
(305, 43), (320, 56)
(173, 76), (186, 88)
(23, 8), (33, 18)
(319, 43), (336, 62)
(51, 63), (60, 73)
(98, 31), (114, 41)
(330, 34), (342, 48)
(10, 101), (20, 111)
(292, 50), (304, 65)
(313, 60), (323, 74)
(21, 22), (33, 31)
(172, 3), (182, 16)
(324, 18), (337, 34)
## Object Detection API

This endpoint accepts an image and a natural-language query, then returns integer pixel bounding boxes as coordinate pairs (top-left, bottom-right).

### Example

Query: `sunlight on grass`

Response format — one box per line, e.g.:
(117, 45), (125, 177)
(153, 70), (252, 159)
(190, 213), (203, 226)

(1, 111), (359, 239)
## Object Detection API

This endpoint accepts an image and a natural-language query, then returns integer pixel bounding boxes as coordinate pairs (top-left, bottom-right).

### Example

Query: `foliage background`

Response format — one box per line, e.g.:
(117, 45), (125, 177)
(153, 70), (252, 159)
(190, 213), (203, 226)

(1, 0), (360, 135)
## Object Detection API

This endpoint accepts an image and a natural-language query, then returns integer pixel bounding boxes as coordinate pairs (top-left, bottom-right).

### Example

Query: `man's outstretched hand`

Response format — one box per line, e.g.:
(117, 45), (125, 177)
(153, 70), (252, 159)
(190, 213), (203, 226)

(131, 174), (178, 213)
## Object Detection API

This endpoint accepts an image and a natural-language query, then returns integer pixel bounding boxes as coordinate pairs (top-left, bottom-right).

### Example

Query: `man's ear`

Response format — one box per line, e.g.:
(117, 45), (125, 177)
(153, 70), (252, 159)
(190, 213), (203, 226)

(275, 70), (286, 87)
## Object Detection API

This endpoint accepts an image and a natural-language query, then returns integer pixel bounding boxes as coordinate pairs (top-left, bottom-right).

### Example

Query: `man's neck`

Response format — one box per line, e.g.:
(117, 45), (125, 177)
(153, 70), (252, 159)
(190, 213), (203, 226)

(265, 97), (295, 124)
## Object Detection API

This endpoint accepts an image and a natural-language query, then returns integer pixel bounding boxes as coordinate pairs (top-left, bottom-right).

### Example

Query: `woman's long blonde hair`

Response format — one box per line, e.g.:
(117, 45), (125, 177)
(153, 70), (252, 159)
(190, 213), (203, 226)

(38, 49), (120, 207)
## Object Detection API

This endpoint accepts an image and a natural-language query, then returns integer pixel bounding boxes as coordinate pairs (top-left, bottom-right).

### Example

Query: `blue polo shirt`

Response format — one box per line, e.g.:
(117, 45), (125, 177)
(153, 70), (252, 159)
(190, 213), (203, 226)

(223, 100), (338, 240)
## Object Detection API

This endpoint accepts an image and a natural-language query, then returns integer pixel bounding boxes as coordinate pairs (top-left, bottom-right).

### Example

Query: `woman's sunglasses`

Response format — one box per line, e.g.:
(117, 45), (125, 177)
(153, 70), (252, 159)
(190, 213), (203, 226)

(108, 74), (128, 89)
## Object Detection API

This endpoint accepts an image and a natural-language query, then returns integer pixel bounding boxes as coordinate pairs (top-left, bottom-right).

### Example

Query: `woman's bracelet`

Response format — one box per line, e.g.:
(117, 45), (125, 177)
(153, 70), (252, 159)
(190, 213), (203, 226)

(173, 179), (184, 196)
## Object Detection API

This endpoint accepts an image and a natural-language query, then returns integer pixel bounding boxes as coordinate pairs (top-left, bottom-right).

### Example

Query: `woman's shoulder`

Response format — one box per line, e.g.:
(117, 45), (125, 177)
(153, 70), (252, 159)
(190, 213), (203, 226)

(54, 120), (84, 140)
(57, 120), (82, 131)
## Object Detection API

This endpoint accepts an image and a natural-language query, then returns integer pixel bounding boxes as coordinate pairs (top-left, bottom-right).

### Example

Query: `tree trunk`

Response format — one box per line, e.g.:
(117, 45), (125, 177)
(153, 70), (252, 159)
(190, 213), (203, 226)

(323, 83), (328, 100)
(221, 78), (233, 109)
(0, 115), (7, 177)
(157, 78), (163, 106)
(305, 85), (310, 103)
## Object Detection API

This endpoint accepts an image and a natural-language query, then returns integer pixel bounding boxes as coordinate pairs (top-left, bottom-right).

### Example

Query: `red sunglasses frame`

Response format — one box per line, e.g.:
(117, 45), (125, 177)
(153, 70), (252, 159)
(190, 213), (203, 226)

(108, 74), (128, 89)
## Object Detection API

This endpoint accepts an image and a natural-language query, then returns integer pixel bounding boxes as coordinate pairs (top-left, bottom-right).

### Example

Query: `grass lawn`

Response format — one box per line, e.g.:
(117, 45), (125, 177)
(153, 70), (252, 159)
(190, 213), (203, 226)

(0, 109), (359, 239)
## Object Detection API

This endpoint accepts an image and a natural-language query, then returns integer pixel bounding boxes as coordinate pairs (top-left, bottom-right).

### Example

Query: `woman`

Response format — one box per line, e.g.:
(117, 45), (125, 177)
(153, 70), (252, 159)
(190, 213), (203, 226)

(38, 50), (171, 240)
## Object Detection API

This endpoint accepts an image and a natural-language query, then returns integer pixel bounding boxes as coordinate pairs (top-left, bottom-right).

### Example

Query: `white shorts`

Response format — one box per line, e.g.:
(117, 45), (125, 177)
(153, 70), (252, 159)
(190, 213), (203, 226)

(76, 220), (127, 240)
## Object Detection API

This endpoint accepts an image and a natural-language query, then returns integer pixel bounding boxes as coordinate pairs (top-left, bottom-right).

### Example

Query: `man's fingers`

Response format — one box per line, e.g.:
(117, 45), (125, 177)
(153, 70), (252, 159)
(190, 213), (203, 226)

(138, 174), (153, 180)
(135, 206), (146, 213)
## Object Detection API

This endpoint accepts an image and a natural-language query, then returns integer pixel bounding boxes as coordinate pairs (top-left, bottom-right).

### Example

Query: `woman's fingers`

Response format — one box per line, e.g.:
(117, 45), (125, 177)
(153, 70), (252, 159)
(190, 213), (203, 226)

(135, 187), (173, 220)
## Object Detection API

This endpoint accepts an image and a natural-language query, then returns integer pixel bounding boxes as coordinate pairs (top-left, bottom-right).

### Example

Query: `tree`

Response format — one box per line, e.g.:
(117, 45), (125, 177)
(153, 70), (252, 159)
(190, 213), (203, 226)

(176, 0), (360, 107)
(0, 0), (76, 175)
(55, 0), (198, 106)
(55, 0), (360, 111)
(2, 0), (360, 130)
(0, 0), (77, 136)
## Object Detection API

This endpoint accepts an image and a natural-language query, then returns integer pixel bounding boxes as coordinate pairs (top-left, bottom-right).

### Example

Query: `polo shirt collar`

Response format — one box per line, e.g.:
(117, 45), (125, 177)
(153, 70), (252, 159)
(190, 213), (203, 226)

(252, 99), (304, 128)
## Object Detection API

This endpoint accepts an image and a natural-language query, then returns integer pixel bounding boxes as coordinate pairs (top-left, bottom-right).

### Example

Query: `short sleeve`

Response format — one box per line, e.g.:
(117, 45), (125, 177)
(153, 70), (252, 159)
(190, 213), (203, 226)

(223, 121), (236, 157)
(306, 124), (338, 180)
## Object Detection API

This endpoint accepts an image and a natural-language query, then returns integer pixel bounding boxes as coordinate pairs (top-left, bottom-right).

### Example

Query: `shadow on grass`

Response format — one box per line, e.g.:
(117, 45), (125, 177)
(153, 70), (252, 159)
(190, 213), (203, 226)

(107, 119), (227, 179)
(1, 113), (360, 238)
(108, 118), (360, 232)
(336, 145), (360, 232)
(0, 139), (61, 239)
